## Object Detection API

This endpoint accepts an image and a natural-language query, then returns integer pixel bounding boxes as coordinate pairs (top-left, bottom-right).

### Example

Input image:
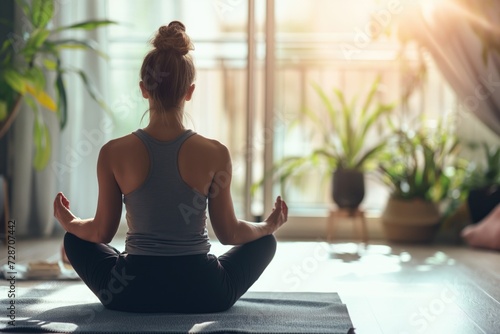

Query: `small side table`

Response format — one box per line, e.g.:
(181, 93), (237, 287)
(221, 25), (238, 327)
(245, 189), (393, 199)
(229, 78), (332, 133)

(326, 208), (368, 244)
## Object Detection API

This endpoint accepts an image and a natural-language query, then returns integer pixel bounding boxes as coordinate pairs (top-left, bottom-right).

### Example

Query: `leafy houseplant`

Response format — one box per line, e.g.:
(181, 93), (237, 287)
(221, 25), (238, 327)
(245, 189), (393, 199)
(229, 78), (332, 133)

(270, 76), (395, 209)
(437, 142), (500, 244)
(0, 0), (115, 170)
(378, 121), (466, 243)
(456, 143), (500, 226)
(463, 143), (500, 190)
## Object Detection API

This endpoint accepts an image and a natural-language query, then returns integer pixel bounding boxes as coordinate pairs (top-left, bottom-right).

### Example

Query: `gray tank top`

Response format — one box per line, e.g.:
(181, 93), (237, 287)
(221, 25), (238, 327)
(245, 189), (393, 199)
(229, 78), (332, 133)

(123, 129), (211, 256)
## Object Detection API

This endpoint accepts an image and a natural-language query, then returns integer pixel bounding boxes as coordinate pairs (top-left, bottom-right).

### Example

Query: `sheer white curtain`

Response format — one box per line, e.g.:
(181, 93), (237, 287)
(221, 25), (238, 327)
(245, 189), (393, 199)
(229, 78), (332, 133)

(408, 2), (500, 136)
(52, 0), (112, 224)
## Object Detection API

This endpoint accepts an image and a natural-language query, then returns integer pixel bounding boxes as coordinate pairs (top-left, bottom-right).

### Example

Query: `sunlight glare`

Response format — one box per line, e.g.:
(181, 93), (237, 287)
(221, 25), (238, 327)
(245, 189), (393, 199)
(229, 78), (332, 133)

(420, 0), (441, 21)
(435, 0), (500, 36)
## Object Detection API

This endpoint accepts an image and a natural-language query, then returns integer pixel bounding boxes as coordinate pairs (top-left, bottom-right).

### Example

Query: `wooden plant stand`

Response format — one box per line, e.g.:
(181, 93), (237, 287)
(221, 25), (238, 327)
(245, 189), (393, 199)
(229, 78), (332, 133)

(326, 207), (368, 244)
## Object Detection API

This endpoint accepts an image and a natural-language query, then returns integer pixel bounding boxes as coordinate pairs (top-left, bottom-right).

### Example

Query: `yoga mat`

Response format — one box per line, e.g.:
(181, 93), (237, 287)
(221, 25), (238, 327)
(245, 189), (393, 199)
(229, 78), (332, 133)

(0, 282), (354, 333)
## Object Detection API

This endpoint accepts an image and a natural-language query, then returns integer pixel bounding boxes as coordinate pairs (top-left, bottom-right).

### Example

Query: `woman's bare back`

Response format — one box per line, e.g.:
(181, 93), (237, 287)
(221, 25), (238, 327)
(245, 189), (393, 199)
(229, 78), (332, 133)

(106, 129), (227, 197)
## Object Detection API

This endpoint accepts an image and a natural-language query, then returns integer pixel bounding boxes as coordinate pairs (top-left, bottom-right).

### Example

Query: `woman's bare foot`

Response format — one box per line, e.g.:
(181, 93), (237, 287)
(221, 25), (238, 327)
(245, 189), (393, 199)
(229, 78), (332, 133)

(461, 204), (500, 250)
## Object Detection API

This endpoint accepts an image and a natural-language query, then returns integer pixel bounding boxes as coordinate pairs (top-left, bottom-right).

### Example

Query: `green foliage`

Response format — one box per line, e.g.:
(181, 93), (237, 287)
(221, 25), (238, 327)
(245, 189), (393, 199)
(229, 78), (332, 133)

(0, 0), (116, 169)
(462, 142), (500, 190)
(54, 19), (116, 32)
(378, 121), (466, 203)
(253, 76), (395, 196)
(0, 101), (7, 121)
(306, 76), (395, 170)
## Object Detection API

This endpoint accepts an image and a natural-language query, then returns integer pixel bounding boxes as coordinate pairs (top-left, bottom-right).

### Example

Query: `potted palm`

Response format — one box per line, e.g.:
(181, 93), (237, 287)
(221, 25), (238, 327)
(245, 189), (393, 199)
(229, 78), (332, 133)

(378, 121), (466, 243)
(0, 0), (115, 169)
(270, 76), (395, 209)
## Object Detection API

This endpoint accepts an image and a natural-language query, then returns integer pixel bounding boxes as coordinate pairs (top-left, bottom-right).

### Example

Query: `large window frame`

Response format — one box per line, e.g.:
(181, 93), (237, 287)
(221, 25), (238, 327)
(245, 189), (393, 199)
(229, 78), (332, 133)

(105, 0), (463, 228)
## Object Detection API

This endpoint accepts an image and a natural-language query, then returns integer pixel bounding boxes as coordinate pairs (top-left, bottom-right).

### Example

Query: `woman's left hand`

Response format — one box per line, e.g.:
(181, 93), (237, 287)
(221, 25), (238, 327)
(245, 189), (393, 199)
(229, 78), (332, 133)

(53, 192), (77, 229)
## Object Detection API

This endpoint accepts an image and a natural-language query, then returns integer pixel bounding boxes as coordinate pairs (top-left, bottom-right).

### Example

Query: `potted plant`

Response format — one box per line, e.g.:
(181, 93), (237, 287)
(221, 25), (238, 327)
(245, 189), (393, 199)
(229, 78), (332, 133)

(0, 0), (115, 236)
(378, 120), (466, 243)
(268, 76), (395, 209)
(437, 143), (500, 243)
(0, 0), (115, 169)
(461, 143), (500, 223)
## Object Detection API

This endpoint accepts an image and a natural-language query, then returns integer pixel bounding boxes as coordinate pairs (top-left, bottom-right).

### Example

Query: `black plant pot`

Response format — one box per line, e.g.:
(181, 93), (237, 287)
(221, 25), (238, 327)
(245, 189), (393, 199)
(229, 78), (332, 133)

(467, 185), (500, 223)
(332, 168), (365, 209)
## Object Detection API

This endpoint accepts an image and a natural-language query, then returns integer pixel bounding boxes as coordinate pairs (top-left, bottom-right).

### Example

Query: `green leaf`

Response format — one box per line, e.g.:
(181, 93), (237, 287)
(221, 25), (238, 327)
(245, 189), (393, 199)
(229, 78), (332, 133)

(25, 66), (46, 90)
(31, 0), (54, 28)
(33, 115), (52, 171)
(1, 39), (12, 55)
(54, 20), (117, 32)
(353, 103), (394, 161)
(23, 28), (50, 60)
(360, 75), (380, 120)
(70, 68), (112, 115)
(312, 149), (337, 170)
(31, 29), (51, 48)
(1, 51), (12, 67)
(55, 70), (67, 129)
(16, 0), (31, 18)
(50, 39), (109, 59)
(355, 141), (387, 170)
(73, 69), (101, 104)
(24, 95), (38, 112)
(302, 106), (329, 144)
(3, 69), (27, 94)
(26, 83), (57, 111)
(0, 100), (7, 121)
(334, 88), (354, 166)
(311, 83), (339, 132)
(42, 58), (57, 70)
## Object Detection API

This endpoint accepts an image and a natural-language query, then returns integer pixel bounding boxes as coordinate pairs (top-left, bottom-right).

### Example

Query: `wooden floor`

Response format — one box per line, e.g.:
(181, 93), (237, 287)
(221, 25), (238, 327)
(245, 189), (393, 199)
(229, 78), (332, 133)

(2, 236), (500, 334)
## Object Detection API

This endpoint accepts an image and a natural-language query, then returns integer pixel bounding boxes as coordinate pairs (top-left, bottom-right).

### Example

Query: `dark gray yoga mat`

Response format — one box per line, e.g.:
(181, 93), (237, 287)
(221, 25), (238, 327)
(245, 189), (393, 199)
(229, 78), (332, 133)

(0, 282), (354, 333)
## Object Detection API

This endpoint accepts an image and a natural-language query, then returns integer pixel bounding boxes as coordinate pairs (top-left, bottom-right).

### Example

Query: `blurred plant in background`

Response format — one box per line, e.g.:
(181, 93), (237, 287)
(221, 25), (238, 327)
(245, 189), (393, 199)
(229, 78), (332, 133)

(0, 0), (115, 170)
(377, 120), (466, 204)
(258, 76), (395, 202)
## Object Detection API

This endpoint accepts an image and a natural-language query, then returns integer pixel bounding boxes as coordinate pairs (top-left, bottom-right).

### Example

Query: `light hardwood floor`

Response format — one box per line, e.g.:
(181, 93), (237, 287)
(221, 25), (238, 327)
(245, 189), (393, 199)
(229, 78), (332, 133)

(2, 236), (500, 334)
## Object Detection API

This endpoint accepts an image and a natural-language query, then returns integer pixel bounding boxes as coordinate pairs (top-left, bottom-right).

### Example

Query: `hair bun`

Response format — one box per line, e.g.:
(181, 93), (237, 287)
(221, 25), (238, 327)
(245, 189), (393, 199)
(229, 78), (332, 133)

(152, 21), (193, 55)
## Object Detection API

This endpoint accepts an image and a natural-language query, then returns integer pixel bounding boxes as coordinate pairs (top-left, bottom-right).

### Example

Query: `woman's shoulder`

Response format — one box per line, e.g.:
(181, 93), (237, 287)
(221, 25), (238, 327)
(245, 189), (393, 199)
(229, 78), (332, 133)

(187, 133), (231, 163)
(190, 133), (227, 150)
(103, 133), (136, 148)
(98, 133), (140, 158)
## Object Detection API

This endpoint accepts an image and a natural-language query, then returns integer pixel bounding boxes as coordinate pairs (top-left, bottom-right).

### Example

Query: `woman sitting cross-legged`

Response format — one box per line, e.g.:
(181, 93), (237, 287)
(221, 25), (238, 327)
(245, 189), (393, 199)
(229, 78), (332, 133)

(53, 21), (288, 313)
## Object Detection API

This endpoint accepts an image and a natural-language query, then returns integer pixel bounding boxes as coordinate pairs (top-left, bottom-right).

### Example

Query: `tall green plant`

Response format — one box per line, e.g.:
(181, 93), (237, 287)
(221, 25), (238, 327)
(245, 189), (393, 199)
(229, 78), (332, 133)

(0, 0), (115, 170)
(253, 76), (395, 195)
(305, 76), (395, 170)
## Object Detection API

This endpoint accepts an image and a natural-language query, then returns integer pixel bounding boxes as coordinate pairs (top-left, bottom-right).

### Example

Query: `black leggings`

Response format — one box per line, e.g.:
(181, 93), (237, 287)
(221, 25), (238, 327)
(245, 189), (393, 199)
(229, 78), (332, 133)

(63, 233), (276, 313)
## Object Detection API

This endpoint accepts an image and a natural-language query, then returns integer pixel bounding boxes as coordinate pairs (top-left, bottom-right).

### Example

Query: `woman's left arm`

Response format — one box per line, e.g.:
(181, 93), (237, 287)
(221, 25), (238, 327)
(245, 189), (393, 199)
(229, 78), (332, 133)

(54, 143), (123, 243)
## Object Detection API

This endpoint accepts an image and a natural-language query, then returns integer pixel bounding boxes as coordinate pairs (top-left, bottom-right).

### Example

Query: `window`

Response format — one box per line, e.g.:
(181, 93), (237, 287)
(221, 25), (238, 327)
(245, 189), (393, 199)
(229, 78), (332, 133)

(270, 0), (458, 216)
(107, 0), (251, 215)
(106, 0), (459, 220)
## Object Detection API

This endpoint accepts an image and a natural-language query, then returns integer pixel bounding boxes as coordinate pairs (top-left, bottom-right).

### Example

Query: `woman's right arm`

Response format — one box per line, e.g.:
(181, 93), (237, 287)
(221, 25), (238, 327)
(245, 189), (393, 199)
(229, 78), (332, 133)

(208, 144), (288, 245)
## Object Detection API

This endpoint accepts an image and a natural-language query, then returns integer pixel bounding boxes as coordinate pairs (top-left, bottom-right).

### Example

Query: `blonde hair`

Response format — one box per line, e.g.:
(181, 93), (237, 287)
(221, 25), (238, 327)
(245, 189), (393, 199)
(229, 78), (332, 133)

(140, 21), (195, 121)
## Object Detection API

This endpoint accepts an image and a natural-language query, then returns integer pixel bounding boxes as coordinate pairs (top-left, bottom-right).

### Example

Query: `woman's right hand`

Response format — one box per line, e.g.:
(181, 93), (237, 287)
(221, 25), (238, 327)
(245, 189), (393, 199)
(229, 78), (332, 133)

(264, 196), (288, 234)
